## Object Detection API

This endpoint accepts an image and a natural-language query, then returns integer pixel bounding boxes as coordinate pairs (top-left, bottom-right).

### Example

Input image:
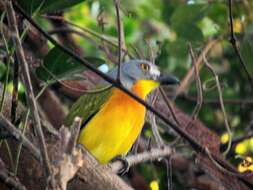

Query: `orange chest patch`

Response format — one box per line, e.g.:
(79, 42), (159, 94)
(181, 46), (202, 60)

(78, 84), (152, 163)
(105, 87), (146, 114)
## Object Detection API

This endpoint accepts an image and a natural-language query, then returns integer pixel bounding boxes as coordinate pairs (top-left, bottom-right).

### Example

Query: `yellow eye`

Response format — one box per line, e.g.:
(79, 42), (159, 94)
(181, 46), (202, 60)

(140, 63), (150, 71)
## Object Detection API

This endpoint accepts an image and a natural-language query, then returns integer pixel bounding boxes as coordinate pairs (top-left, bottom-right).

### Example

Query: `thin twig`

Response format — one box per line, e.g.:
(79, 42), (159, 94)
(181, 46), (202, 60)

(145, 40), (155, 64)
(40, 64), (113, 94)
(49, 27), (97, 43)
(0, 55), (10, 113)
(11, 55), (19, 123)
(114, 0), (124, 83)
(176, 39), (218, 96)
(129, 43), (144, 59)
(205, 147), (252, 178)
(0, 159), (27, 190)
(149, 90), (164, 148)
(42, 15), (130, 57)
(188, 43), (203, 119)
(0, 113), (40, 160)
(166, 156), (173, 190)
(4, 140), (14, 172)
(0, 11), (10, 113)
(159, 88), (181, 126)
(179, 94), (253, 106)
(203, 56), (232, 156)
(96, 7), (119, 63)
(228, 0), (253, 91)
(66, 117), (81, 154)
(110, 146), (173, 173)
(4, 0), (52, 181)
(49, 26), (118, 63)
(150, 115), (164, 147)
(14, 109), (30, 176)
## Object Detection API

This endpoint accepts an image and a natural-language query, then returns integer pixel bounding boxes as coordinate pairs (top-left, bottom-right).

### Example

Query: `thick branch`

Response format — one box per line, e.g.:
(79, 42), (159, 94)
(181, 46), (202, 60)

(55, 119), (134, 190)
(47, 118), (82, 190)
(68, 147), (134, 190)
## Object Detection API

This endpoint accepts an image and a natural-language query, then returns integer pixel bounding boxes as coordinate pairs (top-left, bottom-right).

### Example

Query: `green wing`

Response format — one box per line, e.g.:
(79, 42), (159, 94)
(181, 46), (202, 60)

(64, 85), (113, 126)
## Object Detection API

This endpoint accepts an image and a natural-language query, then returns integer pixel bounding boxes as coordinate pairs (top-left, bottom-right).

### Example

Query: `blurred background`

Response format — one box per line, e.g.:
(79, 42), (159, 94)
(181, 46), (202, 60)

(1, 0), (253, 189)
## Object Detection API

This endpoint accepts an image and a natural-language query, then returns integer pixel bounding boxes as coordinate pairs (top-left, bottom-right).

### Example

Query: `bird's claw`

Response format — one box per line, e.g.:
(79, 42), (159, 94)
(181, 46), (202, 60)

(111, 155), (130, 175)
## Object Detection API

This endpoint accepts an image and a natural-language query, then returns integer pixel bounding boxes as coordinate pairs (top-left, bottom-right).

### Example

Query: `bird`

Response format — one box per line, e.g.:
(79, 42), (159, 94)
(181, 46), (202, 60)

(64, 60), (179, 164)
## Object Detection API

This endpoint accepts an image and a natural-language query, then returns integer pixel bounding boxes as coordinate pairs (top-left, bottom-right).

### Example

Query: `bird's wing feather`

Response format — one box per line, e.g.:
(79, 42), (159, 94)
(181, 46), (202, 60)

(64, 86), (112, 126)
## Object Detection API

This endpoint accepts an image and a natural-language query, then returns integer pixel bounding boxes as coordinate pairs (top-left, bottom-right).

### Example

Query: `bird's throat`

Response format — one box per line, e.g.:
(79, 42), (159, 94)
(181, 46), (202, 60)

(112, 79), (159, 101)
(131, 79), (159, 99)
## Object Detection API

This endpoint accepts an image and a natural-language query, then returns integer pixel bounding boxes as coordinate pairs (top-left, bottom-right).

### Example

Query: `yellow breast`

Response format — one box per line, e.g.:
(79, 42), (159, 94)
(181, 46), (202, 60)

(78, 80), (159, 163)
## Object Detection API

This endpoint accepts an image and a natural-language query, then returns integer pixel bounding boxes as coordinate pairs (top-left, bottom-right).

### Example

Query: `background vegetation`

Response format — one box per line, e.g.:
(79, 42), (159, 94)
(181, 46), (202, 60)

(0, 0), (253, 189)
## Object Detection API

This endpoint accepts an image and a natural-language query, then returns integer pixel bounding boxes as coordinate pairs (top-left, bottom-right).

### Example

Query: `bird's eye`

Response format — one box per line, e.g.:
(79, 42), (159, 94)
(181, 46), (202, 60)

(140, 63), (150, 71)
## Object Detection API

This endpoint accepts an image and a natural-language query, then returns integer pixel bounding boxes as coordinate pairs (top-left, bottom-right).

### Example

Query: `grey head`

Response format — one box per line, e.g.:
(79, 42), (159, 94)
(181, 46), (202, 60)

(109, 60), (161, 89)
(109, 59), (179, 89)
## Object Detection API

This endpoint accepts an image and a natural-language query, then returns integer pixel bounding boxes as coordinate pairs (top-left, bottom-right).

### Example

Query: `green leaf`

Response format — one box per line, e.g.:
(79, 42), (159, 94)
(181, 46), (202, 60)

(35, 47), (105, 83)
(41, 0), (85, 13)
(170, 4), (207, 41)
(174, 24), (204, 41)
(157, 39), (187, 66)
(167, 38), (189, 58)
(207, 3), (227, 31)
(17, 0), (85, 15)
(171, 4), (208, 26)
(161, 0), (179, 25)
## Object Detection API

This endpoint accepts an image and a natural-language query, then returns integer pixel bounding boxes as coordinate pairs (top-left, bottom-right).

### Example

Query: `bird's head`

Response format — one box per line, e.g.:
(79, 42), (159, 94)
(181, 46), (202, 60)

(110, 60), (179, 97)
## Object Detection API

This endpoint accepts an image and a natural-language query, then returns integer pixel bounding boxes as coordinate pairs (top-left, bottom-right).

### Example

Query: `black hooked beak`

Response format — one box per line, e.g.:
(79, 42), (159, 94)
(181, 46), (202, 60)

(158, 74), (180, 85)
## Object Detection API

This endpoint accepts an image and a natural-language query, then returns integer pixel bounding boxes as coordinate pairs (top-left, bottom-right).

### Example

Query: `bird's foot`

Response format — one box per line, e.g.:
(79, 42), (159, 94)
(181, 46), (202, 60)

(111, 155), (129, 175)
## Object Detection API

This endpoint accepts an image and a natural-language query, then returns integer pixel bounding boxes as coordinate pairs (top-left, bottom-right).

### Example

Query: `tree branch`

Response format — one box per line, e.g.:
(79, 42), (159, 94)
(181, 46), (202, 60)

(188, 43), (203, 120)
(4, 0), (53, 182)
(11, 56), (19, 123)
(114, 0), (124, 83)
(179, 94), (253, 106)
(110, 146), (173, 173)
(228, 0), (253, 91)
(176, 39), (218, 96)
(203, 56), (232, 155)
(149, 90), (165, 148)
(0, 158), (27, 190)
(47, 118), (82, 190)
(0, 113), (41, 160)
